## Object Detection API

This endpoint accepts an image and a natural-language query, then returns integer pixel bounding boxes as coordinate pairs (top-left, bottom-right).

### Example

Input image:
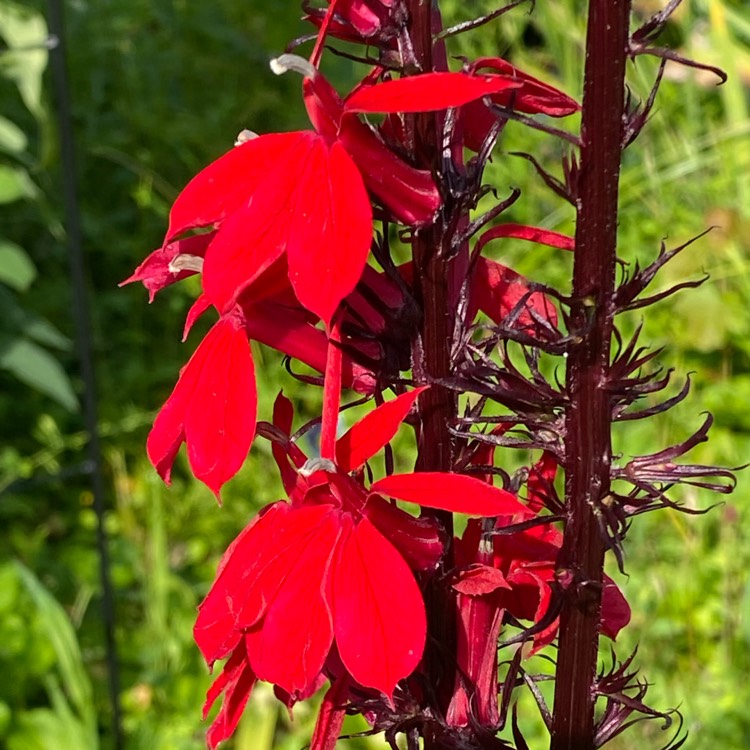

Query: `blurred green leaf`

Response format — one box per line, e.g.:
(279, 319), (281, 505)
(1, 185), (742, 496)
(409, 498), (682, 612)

(0, 1), (48, 120)
(0, 115), (27, 154)
(0, 239), (36, 291)
(14, 562), (97, 750)
(0, 337), (78, 411)
(0, 164), (36, 203)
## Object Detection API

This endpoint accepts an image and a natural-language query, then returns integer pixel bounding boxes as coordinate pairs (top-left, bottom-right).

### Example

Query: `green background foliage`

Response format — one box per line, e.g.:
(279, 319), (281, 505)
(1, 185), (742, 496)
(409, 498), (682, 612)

(1, 0), (748, 748)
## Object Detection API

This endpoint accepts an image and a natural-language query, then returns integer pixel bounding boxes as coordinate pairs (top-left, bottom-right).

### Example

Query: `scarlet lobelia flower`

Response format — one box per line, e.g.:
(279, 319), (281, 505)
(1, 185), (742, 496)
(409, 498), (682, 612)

(165, 55), (526, 324)
(125, 59), (531, 498)
(122, 243), (375, 498)
(195, 388), (538, 747)
(446, 453), (631, 728)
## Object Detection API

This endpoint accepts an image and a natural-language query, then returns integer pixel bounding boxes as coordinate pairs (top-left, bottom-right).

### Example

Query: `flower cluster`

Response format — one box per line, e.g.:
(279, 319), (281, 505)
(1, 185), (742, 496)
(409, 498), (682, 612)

(124, 1), (639, 748)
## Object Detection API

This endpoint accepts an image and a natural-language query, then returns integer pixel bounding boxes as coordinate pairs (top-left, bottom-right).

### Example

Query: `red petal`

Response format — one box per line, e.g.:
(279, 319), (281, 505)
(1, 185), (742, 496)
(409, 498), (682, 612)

(311, 677), (350, 750)
(285, 139), (373, 324)
(335, 387), (427, 472)
(194, 503), (287, 665)
(601, 574), (631, 639)
(473, 57), (580, 117)
(476, 223), (574, 252)
(195, 503), (339, 666)
(147, 315), (255, 497)
(120, 231), (215, 302)
(344, 73), (522, 114)
(339, 118), (440, 226)
(166, 132), (307, 240)
(364, 495), (444, 571)
(203, 640), (257, 750)
(371, 472), (529, 516)
(471, 256), (558, 329)
(200, 132), (317, 314)
(452, 564), (511, 596)
(333, 516), (425, 695)
(182, 315), (257, 498)
(269, 391), (307, 494)
(245, 508), (342, 695)
(182, 293), (213, 341)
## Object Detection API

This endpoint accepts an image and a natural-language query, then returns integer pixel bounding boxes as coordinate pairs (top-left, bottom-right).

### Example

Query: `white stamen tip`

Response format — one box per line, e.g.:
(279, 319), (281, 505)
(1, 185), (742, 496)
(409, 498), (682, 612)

(270, 54), (317, 79)
(168, 254), (204, 274)
(234, 129), (258, 146)
(299, 457), (337, 477)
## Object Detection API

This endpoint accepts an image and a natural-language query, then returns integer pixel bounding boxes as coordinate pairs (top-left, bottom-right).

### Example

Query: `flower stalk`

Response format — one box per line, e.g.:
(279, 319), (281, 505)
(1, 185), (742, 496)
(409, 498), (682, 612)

(551, 2), (632, 748)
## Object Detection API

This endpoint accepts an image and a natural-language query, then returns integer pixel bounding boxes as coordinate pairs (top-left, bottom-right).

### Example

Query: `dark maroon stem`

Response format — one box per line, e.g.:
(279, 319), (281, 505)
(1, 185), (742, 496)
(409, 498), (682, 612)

(550, 2), (631, 749)
(406, 0), (459, 739)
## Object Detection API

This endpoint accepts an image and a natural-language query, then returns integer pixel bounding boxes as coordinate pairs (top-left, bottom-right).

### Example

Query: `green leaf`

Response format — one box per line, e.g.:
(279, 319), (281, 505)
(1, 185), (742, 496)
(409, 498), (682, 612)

(14, 562), (97, 749)
(0, 239), (36, 291)
(0, 1), (49, 120)
(22, 317), (71, 351)
(0, 338), (78, 411)
(0, 164), (36, 204)
(0, 115), (27, 154)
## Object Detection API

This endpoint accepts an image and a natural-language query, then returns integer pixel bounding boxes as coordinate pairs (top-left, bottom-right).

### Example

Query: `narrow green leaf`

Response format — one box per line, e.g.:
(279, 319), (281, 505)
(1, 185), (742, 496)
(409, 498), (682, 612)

(0, 114), (27, 154)
(0, 338), (78, 411)
(0, 239), (36, 291)
(0, 1), (49, 119)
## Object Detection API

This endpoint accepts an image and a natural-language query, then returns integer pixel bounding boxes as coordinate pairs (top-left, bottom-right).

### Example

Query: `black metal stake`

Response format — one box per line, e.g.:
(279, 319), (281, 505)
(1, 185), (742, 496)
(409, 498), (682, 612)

(45, 1), (124, 747)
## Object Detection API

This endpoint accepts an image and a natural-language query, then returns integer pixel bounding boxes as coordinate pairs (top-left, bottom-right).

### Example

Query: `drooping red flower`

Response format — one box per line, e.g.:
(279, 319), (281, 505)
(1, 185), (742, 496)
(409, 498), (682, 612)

(145, 310), (256, 498)
(446, 453), (631, 728)
(196, 389), (536, 747)
(164, 59), (525, 323)
(126, 253), (375, 498)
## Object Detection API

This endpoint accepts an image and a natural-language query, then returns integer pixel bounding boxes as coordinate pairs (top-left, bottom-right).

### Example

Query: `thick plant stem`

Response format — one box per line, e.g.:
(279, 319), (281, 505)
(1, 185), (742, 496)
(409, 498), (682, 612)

(550, 2), (631, 749)
(406, 0), (458, 738)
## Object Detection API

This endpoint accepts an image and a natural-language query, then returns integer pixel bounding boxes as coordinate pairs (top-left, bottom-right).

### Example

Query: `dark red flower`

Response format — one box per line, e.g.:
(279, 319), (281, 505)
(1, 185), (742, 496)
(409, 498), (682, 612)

(446, 454), (630, 728)
(460, 57), (580, 152)
(196, 389), (535, 746)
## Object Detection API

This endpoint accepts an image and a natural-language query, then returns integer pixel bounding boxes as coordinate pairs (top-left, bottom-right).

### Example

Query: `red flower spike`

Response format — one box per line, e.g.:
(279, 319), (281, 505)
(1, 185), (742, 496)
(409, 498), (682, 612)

(333, 515), (425, 695)
(146, 313), (256, 499)
(371, 472), (529, 516)
(335, 386), (428, 472)
(203, 639), (257, 750)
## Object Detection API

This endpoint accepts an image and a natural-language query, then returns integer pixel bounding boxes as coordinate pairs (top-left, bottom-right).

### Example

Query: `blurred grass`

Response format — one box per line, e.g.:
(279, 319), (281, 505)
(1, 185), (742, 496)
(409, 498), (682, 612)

(1, 0), (748, 748)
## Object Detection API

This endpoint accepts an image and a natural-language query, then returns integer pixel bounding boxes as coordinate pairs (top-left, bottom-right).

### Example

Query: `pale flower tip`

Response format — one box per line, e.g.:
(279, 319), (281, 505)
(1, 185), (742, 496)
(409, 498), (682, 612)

(234, 129), (258, 147)
(269, 53), (317, 80)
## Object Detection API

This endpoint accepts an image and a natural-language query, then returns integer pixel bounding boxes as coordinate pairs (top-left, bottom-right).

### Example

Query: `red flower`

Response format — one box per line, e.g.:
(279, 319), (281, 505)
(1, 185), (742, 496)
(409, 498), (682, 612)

(460, 57), (579, 152)
(196, 389), (535, 747)
(123, 241), (382, 498)
(446, 454), (631, 728)
(164, 59), (523, 323)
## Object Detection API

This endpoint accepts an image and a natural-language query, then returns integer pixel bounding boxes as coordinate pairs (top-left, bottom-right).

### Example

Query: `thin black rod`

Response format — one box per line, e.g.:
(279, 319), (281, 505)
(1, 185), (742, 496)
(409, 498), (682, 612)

(45, 1), (124, 747)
